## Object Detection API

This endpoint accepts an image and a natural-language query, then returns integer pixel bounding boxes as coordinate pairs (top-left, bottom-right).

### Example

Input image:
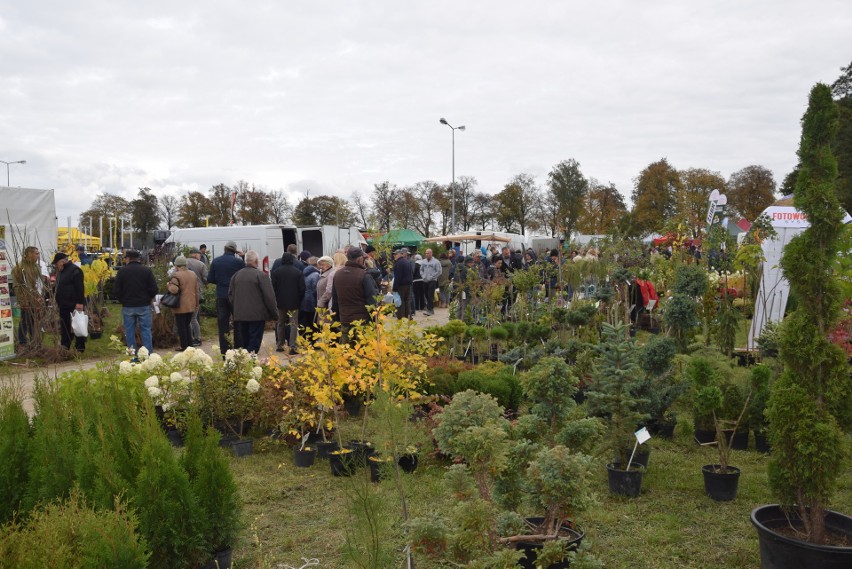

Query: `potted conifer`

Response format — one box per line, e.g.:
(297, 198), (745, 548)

(751, 83), (852, 568)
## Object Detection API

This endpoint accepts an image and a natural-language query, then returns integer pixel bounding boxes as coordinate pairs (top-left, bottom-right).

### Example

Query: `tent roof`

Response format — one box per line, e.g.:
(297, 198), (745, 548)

(368, 228), (426, 246)
(423, 232), (512, 243)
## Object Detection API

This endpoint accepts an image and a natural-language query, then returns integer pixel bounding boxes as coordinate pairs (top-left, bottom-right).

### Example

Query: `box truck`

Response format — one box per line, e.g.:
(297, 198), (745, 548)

(0, 187), (58, 262)
(165, 225), (366, 273)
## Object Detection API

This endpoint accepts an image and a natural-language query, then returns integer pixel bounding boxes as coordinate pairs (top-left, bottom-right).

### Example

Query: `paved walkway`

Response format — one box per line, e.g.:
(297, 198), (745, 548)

(1, 307), (451, 416)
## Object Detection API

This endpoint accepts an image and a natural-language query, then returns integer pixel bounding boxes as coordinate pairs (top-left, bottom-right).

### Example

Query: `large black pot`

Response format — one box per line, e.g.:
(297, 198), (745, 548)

(398, 452), (419, 473)
(694, 428), (716, 445)
(343, 394), (363, 417)
(723, 429), (749, 450)
(293, 446), (317, 468)
(606, 462), (644, 498)
(345, 440), (375, 466)
(368, 455), (392, 482)
(702, 464), (740, 501)
(329, 450), (356, 477)
(620, 447), (651, 470)
(203, 547), (233, 569)
(230, 438), (253, 458)
(315, 440), (340, 460)
(751, 505), (852, 569)
(516, 517), (584, 569)
(754, 430), (771, 454)
(646, 418), (676, 439)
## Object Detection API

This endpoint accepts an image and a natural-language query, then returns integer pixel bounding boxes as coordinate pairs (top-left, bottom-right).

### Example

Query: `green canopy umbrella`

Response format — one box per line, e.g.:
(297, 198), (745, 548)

(368, 228), (426, 248)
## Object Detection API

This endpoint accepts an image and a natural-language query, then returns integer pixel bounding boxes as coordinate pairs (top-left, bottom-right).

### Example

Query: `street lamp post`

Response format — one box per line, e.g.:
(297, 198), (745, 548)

(0, 160), (26, 186)
(439, 118), (465, 233)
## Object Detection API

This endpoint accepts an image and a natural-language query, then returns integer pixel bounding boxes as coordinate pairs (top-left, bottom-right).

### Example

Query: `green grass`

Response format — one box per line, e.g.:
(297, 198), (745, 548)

(228, 417), (852, 568)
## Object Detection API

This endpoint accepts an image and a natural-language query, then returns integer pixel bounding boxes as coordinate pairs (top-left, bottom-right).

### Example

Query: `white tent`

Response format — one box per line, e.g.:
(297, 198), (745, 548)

(747, 197), (852, 348)
(0, 187), (58, 262)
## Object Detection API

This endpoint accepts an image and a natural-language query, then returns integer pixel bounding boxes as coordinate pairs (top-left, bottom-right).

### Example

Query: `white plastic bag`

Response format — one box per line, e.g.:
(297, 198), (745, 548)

(71, 310), (89, 338)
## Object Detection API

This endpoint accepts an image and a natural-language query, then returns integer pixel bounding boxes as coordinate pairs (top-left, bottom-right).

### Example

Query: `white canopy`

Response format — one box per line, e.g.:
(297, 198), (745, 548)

(423, 232), (512, 243)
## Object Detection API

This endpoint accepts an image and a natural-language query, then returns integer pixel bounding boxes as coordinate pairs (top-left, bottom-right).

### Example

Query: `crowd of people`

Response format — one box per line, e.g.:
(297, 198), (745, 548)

(11, 238), (628, 358)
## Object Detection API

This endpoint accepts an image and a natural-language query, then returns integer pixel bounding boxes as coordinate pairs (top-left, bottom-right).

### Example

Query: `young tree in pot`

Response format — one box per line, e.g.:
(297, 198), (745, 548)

(747, 364), (772, 453)
(754, 84), (852, 555)
(636, 336), (684, 437)
(586, 322), (648, 496)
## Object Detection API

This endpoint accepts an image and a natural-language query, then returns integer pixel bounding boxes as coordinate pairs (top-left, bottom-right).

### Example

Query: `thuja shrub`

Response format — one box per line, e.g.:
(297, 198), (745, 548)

(0, 490), (148, 569)
(767, 83), (852, 544)
(0, 392), (31, 525)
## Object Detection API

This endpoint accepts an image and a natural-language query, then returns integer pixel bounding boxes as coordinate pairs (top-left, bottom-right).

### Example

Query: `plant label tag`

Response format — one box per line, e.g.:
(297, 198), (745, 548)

(635, 427), (651, 444)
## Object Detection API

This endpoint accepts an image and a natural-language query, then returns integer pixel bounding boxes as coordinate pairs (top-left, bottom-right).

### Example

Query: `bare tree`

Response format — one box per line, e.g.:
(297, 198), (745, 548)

(159, 195), (180, 230)
(269, 190), (292, 224)
(351, 191), (370, 229)
(371, 181), (400, 232)
(410, 180), (442, 237)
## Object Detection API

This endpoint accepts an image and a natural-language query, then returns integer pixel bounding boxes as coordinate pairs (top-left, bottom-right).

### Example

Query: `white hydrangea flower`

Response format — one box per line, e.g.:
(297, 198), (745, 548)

(172, 352), (187, 367)
(147, 385), (162, 398)
(162, 401), (172, 411)
(118, 361), (133, 375)
(137, 346), (149, 360)
(245, 378), (260, 393)
(252, 366), (263, 380)
(180, 377), (192, 387)
(170, 372), (184, 383)
(225, 349), (236, 361)
(144, 375), (159, 388)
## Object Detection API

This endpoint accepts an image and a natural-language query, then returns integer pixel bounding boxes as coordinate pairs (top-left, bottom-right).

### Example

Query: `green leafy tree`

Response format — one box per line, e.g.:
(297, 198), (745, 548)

(293, 194), (355, 225)
(547, 159), (589, 240)
(130, 187), (161, 243)
(495, 173), (541, 235)
(727, 165), (777, 220)
(177, 191), (213, 228)
(631, 158), (681, 234)
(578, 181), (627, 234)
(235, 183), (274, 225)
(767, 83), (852, 544)
(208, 183), (234, 226)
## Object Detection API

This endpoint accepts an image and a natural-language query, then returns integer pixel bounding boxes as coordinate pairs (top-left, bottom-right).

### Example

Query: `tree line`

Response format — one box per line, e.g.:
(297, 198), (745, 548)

(77, 60), (852, 244)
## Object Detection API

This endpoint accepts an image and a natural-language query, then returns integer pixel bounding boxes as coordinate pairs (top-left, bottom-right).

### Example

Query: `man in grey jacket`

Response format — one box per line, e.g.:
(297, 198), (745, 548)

(419, 248), (442, 316)
(228, 250), (278, 354)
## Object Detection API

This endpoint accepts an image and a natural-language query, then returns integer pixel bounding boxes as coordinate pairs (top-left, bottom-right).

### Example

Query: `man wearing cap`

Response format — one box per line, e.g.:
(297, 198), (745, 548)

(207, 240), (246, 354)
(113, 250), (158, 355)
(229, 250), (278, 354)
(392, 248), (413, 319)
(331, 248), (378, 342)
(52, 252), (87, 353)
(186, 248), (209, 346)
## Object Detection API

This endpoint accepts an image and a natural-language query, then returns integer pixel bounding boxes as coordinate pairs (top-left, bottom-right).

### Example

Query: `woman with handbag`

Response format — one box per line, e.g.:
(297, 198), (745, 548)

(167, 256), (198, 351)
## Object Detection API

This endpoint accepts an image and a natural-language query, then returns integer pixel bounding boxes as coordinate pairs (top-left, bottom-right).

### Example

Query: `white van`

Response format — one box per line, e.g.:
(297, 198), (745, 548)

(166, 225), (366, 273)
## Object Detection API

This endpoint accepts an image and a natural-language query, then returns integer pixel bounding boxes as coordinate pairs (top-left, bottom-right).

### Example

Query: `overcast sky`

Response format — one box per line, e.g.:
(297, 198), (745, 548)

(2, 1), (850, 225)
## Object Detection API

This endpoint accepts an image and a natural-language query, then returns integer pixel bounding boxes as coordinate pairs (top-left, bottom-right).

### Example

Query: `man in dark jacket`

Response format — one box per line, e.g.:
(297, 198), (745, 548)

(331, 248), (378, 343)
(113, 249), (158, 355)
(207, 240), (246, 354)
(52, 252), (87, 353)
(271, 252), (305, 354)
(300, 259), (320, 344)
(228, 250), (277, 354)
(391, 248), (413, 319)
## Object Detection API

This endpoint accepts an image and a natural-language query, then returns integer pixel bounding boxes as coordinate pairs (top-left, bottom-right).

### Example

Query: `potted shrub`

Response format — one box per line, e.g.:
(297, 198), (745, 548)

(264, 358), (321, 467)
(751, 83), (852, 567)
(81, 258), (111, 339)
(466, 324), (489, 363)
(747, 364), (772, 453)
(636, 336), (684, 438)
(693, 371), (751, 501)
(685, 356), (723, 444)
(586, 322), (648, 497)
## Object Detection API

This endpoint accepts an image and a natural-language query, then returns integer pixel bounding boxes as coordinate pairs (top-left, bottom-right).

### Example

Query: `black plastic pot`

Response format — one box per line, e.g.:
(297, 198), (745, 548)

(293, 446), (317, 468)
(329, 450), (356, 477)
(218, 434), (238, 449)
(694, 429), (716, 445)
(343, 394), (363, 417)
(606, 462), (644, 498)
(516, 517), (584, 569)
(203, 547), (233, 569)
(345, 440), (375, 466)
(230, 438), (253, 458)
(723, 429), (749, 450)
(751, 505), (852, 569)
(315, 440), (340, 460)
(165, 428), (184, 448)
(398, 452), (419, 473)
(621, 447), (651, 470)
(702, 464), (740, 501)
(368, 456), (391, 482)
(754, 430), (771, 453)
